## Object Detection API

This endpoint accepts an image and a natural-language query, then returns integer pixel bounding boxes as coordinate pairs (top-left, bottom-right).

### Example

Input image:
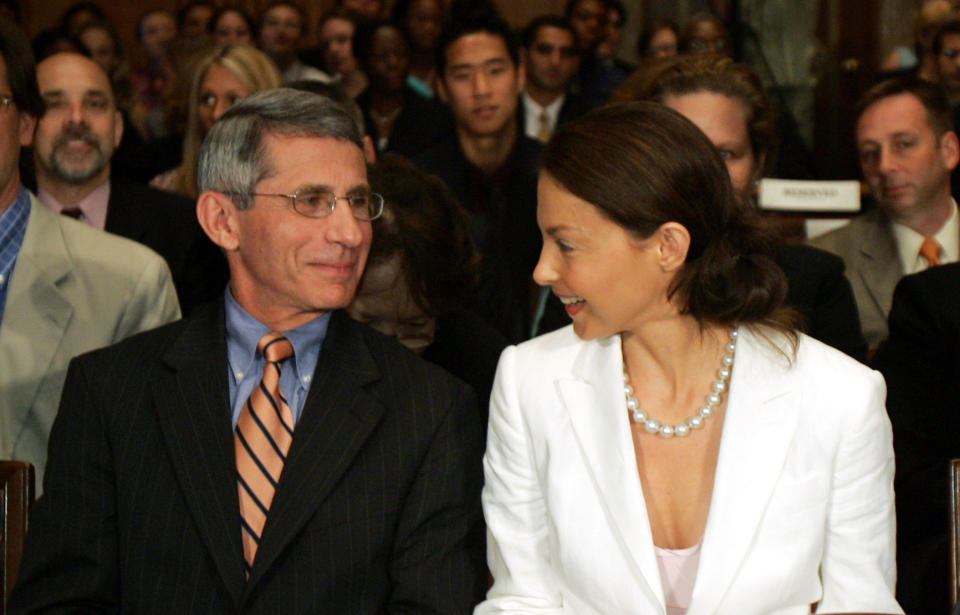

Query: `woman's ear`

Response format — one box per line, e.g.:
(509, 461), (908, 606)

(196, 191), (241, 251)
(655, 222), (691, 272)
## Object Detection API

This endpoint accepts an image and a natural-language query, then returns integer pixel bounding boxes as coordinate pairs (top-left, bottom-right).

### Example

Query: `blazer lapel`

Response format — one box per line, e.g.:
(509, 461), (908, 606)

(156, 303), (246, 606)
(689, 328), (800, 613)
(244, 312), (384, 592)
(856, 212), (902, 315)
(559, 335), (665, 609)
(0, 198), (73, 450)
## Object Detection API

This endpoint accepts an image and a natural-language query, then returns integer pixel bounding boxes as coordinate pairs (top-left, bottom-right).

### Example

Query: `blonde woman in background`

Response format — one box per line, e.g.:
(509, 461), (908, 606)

(151, 43), (281, 197)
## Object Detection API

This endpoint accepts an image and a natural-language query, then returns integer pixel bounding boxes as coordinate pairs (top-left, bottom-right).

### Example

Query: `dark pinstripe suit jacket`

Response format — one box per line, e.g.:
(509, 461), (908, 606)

(9, 305), (486, 614)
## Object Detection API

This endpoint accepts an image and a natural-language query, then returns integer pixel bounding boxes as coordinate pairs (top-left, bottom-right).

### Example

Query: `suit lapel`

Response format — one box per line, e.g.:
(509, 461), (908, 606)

(0, 198), (73, 450)
(856, 212), (902, 315)
(155, 303), (246, 605)
(244, 312), (384, 592)
(689, 328), (800, 613)
(559, 335), (665, 608)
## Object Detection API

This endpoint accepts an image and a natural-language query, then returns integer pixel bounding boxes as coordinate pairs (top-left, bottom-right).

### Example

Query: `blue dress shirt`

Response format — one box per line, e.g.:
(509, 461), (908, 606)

(0, 189), (31, 328)
(224, 288), (330, 428)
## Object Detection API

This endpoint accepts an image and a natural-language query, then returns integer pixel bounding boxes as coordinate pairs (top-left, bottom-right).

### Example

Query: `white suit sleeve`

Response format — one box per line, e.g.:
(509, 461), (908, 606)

(475, 346), (566, 614)
(816, 368), (903, 614)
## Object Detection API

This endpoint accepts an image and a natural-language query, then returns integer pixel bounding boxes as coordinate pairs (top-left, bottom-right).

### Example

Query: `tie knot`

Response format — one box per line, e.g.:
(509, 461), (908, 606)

(258, 332), (294, 363)
(919, 236), (943, 267)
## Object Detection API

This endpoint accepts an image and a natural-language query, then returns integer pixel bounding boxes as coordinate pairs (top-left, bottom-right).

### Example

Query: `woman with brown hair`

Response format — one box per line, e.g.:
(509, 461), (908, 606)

(610, 53), (868, 362)
(347, 154), (505, 411)
(476, 103), (900, 614)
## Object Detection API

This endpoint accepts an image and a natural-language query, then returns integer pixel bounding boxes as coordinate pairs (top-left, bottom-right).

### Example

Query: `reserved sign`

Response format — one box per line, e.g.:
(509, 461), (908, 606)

(758, 179), (861, 213)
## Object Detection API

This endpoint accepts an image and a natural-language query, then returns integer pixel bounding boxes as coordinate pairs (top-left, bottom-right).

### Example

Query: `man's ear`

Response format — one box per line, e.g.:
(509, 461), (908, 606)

(436, 77), (449, 104)
(113, 109), (124, 148)
(19, 113), (35, 147)
(940, 130), (960, 172)
(363, 135), (376, 163)
(515, 55), (526, 92)
(654, 221), (691, 272)
(196, 190), (241, 251)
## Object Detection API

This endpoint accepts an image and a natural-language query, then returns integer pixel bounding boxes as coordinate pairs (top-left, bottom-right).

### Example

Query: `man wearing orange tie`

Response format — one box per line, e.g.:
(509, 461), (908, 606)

(11, 88), (486, 614)
(811, 77), (959, 353)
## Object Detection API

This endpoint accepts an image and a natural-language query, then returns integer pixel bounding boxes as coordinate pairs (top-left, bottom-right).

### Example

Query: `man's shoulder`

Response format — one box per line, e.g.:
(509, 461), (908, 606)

(776, 243), (846, 276)
(894, 260), (960, 310)
(71, 302), (209, 370)
(112, 176), (193, 205)
(513, 135), (544, 167)
(109, 178), (197, 224)
(26, 194), (168, 273)
(808, 209), (889, 257)
(413, 137), (463, 169)
(559, 92), (594, 122)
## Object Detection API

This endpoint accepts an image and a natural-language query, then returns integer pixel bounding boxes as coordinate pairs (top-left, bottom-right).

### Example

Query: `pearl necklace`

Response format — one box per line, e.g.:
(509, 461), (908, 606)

(624, 328), (738, 439)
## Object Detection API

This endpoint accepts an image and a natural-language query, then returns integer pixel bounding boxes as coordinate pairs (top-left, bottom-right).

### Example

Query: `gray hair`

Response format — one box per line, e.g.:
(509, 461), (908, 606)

(197, 87), (364, 210)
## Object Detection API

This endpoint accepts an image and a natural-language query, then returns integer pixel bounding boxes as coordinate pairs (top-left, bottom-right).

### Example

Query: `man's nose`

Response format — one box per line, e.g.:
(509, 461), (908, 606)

(326, 197), (366, 247)
(878, 145), (898, 175)
(473, 70), (492, 96)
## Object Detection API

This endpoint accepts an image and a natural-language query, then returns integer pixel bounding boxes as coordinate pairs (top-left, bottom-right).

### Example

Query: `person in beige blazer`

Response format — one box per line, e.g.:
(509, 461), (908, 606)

(0, 195), (180, 486)
(809, 77), (960, 353)
(0, 13), (179, 489)
(476, 104), (901, 614)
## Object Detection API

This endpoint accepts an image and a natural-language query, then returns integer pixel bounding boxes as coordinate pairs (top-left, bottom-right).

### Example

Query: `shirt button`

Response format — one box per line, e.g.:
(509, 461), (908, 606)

(303, 375), (311, 383)
(235, 371), (244, 381)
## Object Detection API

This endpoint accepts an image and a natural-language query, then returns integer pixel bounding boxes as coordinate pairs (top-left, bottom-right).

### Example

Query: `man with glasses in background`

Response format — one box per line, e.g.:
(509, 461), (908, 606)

(11, 88), (486, 614)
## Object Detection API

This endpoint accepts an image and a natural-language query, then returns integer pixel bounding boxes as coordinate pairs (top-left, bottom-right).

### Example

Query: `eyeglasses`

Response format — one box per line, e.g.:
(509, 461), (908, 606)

(229, 188), (384, 220)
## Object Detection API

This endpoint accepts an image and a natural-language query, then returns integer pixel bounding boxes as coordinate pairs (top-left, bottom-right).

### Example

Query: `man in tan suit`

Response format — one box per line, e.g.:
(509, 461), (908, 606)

(0, 18), (179, 486)
(811, 76), (959, 352)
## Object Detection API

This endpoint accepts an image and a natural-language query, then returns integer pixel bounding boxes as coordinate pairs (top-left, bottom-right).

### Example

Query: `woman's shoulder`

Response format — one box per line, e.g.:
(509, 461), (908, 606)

(740, 325), (884, 418)
(741, 325), (873, 377)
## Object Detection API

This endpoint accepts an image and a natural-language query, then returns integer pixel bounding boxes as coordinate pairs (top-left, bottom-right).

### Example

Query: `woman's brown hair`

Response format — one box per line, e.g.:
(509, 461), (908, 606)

(542, 102), (796, 339)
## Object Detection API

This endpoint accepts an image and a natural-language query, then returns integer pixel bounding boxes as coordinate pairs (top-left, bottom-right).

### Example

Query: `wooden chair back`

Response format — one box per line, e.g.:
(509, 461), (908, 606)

(0, 461), (34, 608)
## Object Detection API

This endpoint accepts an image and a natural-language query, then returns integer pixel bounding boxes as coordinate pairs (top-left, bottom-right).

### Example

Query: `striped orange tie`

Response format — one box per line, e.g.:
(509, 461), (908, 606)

(919, 236), (943, 267)
(235, 332), (295, 572)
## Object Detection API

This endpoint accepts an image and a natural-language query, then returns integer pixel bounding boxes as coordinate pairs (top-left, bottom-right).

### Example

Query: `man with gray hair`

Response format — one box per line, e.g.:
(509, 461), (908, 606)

(11, 88), (486, 614)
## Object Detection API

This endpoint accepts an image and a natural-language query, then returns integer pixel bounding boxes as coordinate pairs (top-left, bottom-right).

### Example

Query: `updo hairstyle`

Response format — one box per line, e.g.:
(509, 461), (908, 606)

(541, 102), (796, 336)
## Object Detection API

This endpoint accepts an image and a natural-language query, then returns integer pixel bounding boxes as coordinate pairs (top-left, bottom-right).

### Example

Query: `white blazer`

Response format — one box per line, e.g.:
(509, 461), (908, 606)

(476, 325), (902, 615)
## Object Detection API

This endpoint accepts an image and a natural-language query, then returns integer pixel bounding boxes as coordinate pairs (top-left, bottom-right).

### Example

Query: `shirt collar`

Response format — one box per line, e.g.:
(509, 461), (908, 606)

(224, 286), (331, 388)
(37, 180), (111, 230)
(522, 91), (565, 138)
(891, 198), (959, 273)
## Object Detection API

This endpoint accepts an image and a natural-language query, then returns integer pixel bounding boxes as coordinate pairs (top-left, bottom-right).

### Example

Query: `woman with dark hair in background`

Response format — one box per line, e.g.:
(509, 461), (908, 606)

(348, 154), (506, 412)
(353, 20), (448, 156)
(393, 0), (444, 97)
(611, 53), (868, 362)
(210, 7), (255, 45)
(476, 102), (900, 614)
(638, 18), (679, 60)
